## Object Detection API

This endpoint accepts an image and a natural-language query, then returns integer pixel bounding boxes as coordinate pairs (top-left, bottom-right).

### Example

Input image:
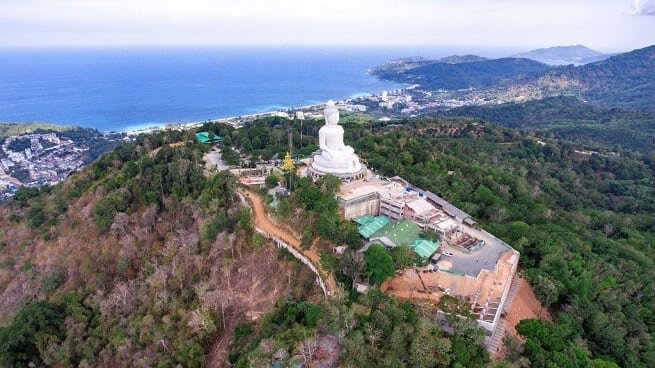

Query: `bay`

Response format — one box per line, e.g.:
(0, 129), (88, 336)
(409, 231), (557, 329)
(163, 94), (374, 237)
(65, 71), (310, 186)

(0, 46), (512, 132)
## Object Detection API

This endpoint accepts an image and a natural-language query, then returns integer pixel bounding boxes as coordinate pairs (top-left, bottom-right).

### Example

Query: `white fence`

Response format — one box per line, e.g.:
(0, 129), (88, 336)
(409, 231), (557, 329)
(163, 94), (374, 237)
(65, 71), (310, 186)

(254, 227), (329, 296)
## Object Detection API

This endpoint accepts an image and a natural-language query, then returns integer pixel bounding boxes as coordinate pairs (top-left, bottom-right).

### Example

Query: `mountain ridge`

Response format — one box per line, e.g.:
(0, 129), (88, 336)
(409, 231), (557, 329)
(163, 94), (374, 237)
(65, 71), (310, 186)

(371, 57), (550, 90)
(372, 44), (655, 111)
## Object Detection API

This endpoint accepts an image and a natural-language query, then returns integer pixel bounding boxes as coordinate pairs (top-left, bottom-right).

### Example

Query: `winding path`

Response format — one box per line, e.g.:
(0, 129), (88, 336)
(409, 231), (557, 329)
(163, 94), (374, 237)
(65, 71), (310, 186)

(238, 188), (337, 296)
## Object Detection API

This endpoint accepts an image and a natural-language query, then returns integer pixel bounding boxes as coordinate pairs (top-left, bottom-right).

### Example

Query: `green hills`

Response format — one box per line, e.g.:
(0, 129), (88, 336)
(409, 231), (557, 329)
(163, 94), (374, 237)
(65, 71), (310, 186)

(544, 45), (655, 110)
(372, 57), (550, 90)
(441, 96), (655, 154)
(1, 117), (655, 366)
(373, 44), (655, 111)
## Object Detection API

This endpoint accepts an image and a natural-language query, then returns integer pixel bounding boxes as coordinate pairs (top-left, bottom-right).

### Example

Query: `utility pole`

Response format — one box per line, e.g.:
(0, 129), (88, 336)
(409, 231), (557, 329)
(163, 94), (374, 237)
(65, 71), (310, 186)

(300, 88), (304, 150)
(299, 114), (304, 152)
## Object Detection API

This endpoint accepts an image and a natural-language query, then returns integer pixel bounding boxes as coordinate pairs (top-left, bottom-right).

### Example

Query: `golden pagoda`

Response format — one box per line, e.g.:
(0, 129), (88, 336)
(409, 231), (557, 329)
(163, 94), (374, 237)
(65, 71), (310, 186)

(282, 151), (294, 172)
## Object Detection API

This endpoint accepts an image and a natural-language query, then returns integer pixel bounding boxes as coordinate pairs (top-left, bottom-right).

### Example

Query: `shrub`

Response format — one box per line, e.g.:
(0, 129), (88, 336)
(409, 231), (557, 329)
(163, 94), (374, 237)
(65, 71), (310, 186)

(0, 302), (66, 367)
(364, 244), (395, 285)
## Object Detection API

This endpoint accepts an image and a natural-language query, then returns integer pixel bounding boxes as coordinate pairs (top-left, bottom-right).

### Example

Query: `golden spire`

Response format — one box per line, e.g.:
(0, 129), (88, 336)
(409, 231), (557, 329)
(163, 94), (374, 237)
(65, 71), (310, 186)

(282, 151), (294, 172)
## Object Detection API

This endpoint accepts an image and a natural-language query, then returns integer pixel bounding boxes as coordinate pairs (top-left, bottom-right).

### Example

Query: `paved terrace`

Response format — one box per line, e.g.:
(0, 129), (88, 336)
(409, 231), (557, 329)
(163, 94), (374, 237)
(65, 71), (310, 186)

(440, 225), (513, 277)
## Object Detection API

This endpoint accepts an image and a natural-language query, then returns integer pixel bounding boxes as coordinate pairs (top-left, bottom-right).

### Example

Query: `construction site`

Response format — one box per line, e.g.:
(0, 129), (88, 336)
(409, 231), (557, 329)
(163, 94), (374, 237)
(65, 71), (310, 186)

(338, 175), (520, 339)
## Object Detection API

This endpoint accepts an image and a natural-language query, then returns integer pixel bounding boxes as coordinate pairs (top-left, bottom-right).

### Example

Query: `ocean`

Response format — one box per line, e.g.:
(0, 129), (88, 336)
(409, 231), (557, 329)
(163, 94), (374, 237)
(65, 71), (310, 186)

(0, 46), (514, 132)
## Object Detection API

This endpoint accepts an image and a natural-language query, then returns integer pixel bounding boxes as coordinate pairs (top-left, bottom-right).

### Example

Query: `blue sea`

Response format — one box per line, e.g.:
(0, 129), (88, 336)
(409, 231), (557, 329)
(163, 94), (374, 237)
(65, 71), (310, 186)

(0, 46), (514, 132)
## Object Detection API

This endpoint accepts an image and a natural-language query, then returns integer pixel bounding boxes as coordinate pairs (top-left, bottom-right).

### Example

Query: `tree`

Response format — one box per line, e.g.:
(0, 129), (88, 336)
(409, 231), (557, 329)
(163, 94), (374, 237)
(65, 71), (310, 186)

(238, 208), (252, 231)
(316, 213), (338, 240)
(391, 245), (416, 270)
(339, 249), (363, 287)
(503, 335), (524, 362)
(317, 174), (341, 195)
(265, 174), (279, 188)
(408, 319), (452, 368)
(338, 220), (361, 247)
(0, 302), (65, 368)
(296, 336), (319, 366)
(26, 201), (46, 228)
(532, 274), (559, 317)
(364, 244), (395, 285)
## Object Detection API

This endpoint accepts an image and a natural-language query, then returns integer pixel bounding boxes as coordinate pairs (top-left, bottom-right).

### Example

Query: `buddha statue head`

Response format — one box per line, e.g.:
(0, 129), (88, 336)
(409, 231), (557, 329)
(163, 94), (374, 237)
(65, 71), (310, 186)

(324, 100), (339, 126)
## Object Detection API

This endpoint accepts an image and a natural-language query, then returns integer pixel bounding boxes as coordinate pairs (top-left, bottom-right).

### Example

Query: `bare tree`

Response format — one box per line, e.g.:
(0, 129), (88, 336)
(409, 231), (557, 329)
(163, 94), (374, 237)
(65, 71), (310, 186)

(110, 212), (130, 236)
(140, 205), (157, 234)
(296, 336), (319, 366)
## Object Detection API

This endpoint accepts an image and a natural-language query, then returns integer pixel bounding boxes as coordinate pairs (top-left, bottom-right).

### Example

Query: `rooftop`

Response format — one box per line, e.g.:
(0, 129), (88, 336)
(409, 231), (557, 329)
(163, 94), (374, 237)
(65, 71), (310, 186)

(356, 215), (390, 238)
(195, 131), (223, 144)
(425, 191), (474, 223)
(410, 238), (440, 258)
(370, 218), (421, 247)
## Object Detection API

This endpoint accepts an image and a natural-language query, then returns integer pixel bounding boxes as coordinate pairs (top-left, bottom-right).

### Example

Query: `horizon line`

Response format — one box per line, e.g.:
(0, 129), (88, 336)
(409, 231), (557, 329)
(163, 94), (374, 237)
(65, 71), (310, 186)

(0, 43), (643, 54)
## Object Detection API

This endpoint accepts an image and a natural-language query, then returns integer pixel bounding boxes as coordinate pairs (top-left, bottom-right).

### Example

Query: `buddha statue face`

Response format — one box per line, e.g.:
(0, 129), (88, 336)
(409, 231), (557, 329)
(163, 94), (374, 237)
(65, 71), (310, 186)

(324, 100), (339, 126)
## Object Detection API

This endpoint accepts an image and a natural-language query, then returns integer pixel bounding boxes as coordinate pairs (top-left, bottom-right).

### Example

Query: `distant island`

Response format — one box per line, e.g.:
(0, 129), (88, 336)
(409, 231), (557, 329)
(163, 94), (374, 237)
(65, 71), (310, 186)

(513, 45), (610, 65)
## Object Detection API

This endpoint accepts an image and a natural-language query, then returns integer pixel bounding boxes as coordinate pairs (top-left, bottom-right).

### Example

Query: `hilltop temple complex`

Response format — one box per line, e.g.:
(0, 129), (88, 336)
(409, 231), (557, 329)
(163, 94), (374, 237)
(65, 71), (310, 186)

(303, 100), (520, 341)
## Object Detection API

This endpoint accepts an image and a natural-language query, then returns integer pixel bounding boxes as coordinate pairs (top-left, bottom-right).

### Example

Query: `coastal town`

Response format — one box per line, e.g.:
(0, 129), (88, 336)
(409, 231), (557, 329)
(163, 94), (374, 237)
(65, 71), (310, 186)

(0, 130), (125, 201)
(130, 83), (515, 138)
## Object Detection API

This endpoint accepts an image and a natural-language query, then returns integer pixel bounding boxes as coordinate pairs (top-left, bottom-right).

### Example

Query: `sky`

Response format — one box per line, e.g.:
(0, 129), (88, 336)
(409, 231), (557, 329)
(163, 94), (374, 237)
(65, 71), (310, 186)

(0, 0), (654, 51)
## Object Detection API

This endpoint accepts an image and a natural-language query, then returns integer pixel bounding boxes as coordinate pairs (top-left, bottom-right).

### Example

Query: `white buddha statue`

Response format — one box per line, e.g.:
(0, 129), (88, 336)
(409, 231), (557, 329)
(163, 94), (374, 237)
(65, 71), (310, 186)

(319, 101), (355, 160)
(310, 100), (363, 176)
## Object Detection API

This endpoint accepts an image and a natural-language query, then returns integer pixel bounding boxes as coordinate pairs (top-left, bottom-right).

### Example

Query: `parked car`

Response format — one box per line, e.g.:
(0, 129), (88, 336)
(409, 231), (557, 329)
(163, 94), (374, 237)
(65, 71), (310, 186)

(442, 251), (454, 257)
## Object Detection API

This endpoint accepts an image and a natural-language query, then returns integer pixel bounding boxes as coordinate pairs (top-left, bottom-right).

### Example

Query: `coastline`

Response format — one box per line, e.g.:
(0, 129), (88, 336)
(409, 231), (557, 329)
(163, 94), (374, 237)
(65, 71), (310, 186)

(122, 86), (407, 136)
(1, 88), (395, 137)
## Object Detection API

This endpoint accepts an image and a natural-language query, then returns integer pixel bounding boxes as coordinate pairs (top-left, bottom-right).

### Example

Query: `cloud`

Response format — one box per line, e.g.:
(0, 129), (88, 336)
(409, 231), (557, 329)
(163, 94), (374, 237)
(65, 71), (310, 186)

(632, 0), (655, 15)
(0, 0), (652, 49)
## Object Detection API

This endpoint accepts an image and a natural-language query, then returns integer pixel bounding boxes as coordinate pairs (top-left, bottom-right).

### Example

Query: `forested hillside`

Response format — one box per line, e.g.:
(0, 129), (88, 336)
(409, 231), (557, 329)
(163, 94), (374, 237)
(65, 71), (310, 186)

(0, 129), (319, 367)
(372, 58), (551, 90)
(373, 45), (655, 112)
(513, 45), (609, 65)
(547, 45), (655, 110)
(441, 96), (655, 154)
(223, 117), (655, 367)
(352, 120), (655, 367)
(2, 116), (655, 367)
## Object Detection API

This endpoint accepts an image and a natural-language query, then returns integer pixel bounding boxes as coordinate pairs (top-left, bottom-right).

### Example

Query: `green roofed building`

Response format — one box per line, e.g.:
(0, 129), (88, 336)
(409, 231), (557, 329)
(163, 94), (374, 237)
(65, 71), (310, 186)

(410, 238), (440, 258)
(354, 214), (375, 226)
(357, 215), (390, 238)
(195, 131), (223, 144)
(370, 219), (421, 248)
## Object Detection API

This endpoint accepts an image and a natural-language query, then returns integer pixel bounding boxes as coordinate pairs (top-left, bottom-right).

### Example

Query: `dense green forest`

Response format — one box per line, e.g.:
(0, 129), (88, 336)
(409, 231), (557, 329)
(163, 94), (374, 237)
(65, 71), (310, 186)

(352, 121), (655, 367)
(229, 291), (488, 367)
(221, 117), (655, 367)
(440, 96), (655, 154)
(547, 45), (655, 111)
(2, 116), (655, 367)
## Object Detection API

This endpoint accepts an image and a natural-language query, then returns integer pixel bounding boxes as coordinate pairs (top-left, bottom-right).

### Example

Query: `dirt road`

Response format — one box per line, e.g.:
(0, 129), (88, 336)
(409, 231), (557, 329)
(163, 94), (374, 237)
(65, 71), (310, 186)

(240, 188), (337, 296)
